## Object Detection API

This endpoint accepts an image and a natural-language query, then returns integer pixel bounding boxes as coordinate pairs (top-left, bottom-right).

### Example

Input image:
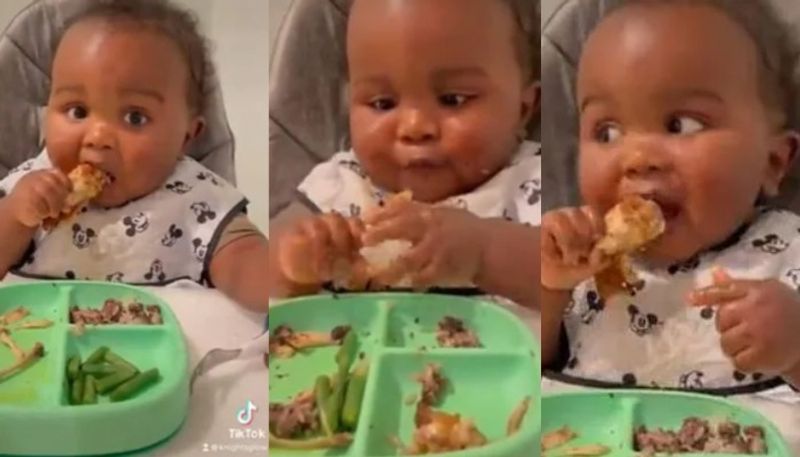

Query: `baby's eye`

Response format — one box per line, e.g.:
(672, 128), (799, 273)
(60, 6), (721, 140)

(439, 94), (469, 107)
(369, 97), (396, 111)
(124, 110), (150, 127)
(594, 123), (622, 143)
(66, 106), (88, 120)
(666, 115), (704, 135)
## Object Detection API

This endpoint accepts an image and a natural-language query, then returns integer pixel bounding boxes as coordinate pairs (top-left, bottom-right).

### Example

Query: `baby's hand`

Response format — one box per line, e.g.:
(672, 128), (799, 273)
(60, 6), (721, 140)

(8, 169), (72, 228)
(361, 198), (486, 289)
(541, 206), (608, 291)
(689, 268), (800, 375)
(276, 212), (365, 286)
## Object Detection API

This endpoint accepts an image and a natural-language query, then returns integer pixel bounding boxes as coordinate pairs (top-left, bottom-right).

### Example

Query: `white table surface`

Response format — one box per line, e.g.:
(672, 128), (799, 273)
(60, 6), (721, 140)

(526, 311), (800, 455)
(2, 275), (269, 456)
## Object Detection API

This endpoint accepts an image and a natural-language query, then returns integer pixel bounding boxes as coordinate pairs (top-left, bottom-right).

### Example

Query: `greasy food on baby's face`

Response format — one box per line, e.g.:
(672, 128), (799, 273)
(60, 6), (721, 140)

(594, 196), (664, 299)
(43, 164), (109, 229)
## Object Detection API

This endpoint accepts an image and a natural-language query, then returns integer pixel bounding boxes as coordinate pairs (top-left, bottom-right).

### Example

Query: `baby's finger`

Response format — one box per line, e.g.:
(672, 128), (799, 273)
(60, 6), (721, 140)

(715, 302), (744, 333)
(321, 213), (355, 259)
(347, 217), (366, 253)
(301, 218), (334, 280)
(719, 323), (751, 358)
(362, 210), (427, 246)
(688, 283), (747, 307)
(564, 208), (598, 262)
(732, 347), (760, 374)
(548, 212), (589, 266)
(46, 169), (73, 192)
(582, 206), (606, 241)
(711, 266), (734, 285)
(411, 252), (446, 291)
(35, 180), (66, 218)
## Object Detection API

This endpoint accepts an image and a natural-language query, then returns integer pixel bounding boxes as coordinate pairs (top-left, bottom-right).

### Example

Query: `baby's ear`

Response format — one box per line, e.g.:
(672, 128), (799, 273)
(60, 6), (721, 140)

(763, 129), (800, 196)
(183, 116), (207, 151)
(519, 80), (540, 134)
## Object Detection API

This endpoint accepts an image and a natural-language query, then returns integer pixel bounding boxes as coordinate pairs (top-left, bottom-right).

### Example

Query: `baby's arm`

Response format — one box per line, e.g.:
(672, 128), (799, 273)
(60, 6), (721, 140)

(0, 197), (37, 278)
(473, 221), (540, 309)
(208, 216), (269, 312)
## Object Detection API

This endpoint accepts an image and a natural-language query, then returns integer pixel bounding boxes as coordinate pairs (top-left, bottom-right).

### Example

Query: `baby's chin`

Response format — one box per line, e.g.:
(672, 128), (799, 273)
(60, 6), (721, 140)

(91, 183), (152, 209)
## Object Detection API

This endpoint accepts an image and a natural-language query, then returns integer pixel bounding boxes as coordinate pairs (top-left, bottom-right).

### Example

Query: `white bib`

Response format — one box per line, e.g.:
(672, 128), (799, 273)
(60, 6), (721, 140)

(298, 141), (541, 225)
(0, 152), (246, 285)
(562, 208), (800, 391)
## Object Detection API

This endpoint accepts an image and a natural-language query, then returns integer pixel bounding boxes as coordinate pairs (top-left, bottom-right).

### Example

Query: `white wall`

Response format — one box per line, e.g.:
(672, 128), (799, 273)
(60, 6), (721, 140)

(0, 0), (269, 232)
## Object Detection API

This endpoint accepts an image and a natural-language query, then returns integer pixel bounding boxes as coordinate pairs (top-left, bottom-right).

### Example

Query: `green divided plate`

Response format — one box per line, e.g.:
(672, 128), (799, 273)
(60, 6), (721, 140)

(269, 293), (540, 457)
(542, 390), (793, 456)
(0, 281), (189, 456)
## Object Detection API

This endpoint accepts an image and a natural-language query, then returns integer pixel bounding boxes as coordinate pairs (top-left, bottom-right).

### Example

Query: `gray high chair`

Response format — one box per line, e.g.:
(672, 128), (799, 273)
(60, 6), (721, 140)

(541, 0), (800, 212)
(269, 0), (541, 222)
(0, 0), (237, 182)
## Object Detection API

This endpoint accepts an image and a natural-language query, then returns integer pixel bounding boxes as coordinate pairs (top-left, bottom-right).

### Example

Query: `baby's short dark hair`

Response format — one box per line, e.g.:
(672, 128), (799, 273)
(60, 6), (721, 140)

(610, 0), (796, 128)
(504, 0), (540, 84)
(57, 0), (210, 115)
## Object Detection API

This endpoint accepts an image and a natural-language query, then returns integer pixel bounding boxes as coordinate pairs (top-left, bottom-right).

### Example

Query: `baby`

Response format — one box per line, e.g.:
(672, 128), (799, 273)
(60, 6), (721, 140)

(270, 0), (541, 309)
(0, 0), (268, 311)
(541, 0), (800, 392)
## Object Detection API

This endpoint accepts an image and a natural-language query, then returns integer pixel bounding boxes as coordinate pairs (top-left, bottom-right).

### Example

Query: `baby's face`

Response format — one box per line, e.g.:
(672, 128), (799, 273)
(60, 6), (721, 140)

(347, 0), (537, 203)
(577, 4), (796, 264)
(45, 19), (202, 208)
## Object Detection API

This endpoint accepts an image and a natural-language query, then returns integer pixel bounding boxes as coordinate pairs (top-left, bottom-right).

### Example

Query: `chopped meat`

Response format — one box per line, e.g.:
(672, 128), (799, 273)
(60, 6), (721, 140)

(402, 403), (487, 454)
(330, 325), (351, 343)
(415, 364), (446, 405)
(101, 299), (123, 322)
(744, 426), (768, 454)
(43, 164), (109, 229)
(634, 426), (679, 453)
(269, 393), (319, 439)
(677, 417), (709, 451)
(145, 305), (163, 324)
(69, 301), (162, 325)
(436, 316), (481, 348)
(635, 419), (767, 454)
(594, 196), (664, 299)
(273, 325), (295, 345)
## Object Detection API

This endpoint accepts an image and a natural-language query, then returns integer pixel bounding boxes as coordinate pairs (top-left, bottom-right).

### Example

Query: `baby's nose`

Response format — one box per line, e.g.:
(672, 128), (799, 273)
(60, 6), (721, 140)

(398, 108), (439, 143)
(82, 120), (116, 152)
(621, 147), (671, 177)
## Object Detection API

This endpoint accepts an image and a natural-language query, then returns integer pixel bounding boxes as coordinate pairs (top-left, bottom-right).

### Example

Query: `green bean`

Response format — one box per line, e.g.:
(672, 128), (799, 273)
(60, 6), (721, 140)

(80, 363), (117, 377)
(82, 375), (97, 404)
(95, 367), (137, 394)
(335, 331), (357, 379)
(341, 360), (369, 430)
(66, 355), (81, 381)
(70, 375), (84, 405)
(103, 350), (139, 373)
(109, 368), (159, 402)
(84, 346), (108, 365)
(314, 375), (334, 436)
(327, 372), (348, 433)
